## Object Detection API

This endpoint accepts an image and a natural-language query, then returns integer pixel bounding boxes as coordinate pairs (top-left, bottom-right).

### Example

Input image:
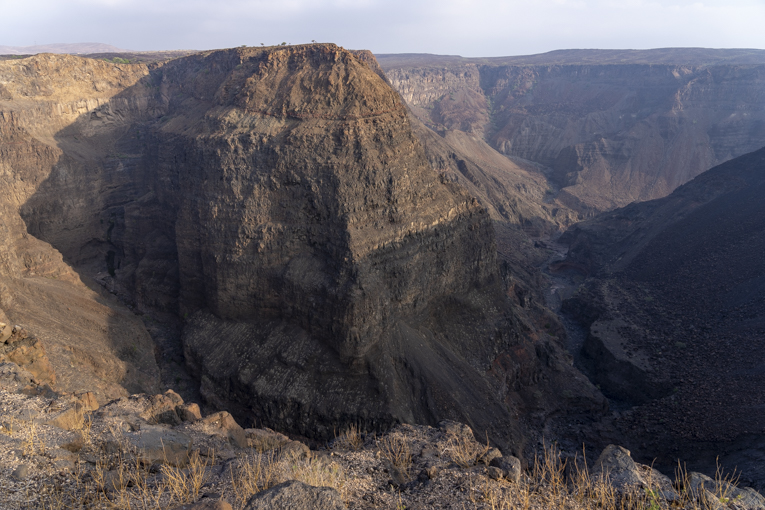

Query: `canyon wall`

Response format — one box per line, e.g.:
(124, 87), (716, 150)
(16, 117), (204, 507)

(0, 54), (161, 401)
(1, 46), (604, 452)
(380, 50), (765, 213)
(558, 146), (765, 487)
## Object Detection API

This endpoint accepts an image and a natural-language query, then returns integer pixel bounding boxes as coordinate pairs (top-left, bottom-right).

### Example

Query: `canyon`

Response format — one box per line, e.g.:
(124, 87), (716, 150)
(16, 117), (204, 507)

(379, 48), (765, 214)
(0, 45), (601, 461)
(558, 146), (765, 487)
(1, 44), (764, 496)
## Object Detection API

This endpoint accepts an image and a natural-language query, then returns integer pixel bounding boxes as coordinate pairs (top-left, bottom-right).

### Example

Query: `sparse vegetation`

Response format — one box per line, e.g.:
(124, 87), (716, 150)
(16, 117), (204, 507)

(333, 423), (364, 451)
(377, 431), (413, 481)
(1, 411), (755, 510)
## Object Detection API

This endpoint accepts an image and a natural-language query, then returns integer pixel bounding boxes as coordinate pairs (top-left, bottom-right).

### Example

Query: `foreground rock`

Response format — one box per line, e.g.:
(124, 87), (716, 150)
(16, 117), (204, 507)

(244, 480), (346, 510)
(1, 381), (763, 509)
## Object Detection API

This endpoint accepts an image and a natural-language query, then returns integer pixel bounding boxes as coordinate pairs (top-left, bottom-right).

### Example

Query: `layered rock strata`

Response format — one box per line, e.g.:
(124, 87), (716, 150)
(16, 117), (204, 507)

(1, 46), (603, 451)
(380, 49), (765, 213)
(0, 54), (161, 401)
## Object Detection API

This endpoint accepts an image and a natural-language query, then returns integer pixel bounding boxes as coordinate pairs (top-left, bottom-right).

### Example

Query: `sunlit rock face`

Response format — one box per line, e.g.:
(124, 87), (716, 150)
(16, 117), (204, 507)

(381, 49), (765, 214)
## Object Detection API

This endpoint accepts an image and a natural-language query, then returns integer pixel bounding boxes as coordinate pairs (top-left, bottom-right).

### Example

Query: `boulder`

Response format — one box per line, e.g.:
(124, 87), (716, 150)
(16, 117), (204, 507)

(0, 322), (11, 343)
(245, 428), (291, 451)
(685, 472), (765, 509)
(476, 447), (503, 466)
(490, 455), (522, 484)
(76, 391), (99, 412)
(731, 487), (765, 509)
(125, 425), (192, 467)
(202, 412), (247, 448)
(0, 361), (34, 392)
(139, 393), (182, 426)
(164, 389), (184, 406)
(244, 480), (346, 510)
(178, 403), (202, 422)
(592, 445), (645, 490)
(3, 335), (56, 386)
(279, 440), (311, 460)
(46, 406), (85, 431)
(592, 445), (679, 500)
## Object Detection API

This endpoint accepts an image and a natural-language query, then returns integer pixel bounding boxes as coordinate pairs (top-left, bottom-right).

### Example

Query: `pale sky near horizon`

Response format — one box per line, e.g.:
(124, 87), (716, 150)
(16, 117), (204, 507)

(1, 0), (762, 57)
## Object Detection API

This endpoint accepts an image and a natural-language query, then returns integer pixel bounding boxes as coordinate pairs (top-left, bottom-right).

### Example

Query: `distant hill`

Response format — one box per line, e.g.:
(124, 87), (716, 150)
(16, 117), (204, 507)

(377, 47), (765, 68)
(0, 42), (130, 55)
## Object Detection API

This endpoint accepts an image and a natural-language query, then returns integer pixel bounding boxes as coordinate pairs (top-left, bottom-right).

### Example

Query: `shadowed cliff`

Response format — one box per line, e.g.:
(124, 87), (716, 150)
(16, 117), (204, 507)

(559, 146), (765, 488)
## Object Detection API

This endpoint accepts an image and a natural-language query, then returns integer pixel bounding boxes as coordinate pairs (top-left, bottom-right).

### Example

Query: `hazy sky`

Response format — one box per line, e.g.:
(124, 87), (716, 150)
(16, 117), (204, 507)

(1, 0), (763, 56)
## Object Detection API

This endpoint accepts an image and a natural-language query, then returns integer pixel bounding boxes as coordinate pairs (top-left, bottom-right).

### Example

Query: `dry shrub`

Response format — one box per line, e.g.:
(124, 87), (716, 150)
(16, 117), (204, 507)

(230, 448), (346, 508)
(230, 450), (280, 508)
(377, 431), (412, 479)
(162, 450), (211, 504)
(22, 420), (46, 457)
(286, 456), (346, 496)
(442, 432), (484, 468)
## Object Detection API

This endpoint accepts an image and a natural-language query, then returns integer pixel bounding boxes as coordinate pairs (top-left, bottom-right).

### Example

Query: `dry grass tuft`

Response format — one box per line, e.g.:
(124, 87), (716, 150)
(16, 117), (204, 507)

(333, 423), (364, 451)
(442, 432), (485, 468)
(230, 450), (280, 508)
(286, 456), (346, 497)
(162, 450), (211, 504)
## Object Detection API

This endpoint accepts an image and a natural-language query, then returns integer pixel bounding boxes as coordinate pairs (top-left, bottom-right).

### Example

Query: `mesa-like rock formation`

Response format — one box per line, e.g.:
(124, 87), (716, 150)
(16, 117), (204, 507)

(379, 49), (765, 214)
(558, 146), (765, 488)
(1, 45), (603, 453)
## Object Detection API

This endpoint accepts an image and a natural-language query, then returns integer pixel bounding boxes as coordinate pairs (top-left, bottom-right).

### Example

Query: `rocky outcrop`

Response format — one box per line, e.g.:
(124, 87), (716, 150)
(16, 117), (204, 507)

(0, 323), (55, 387)
(380, 49), (765, 213)
(144, 46), (603, 447)
(1, 46), (604, 453)
(1, 377), (759, 510)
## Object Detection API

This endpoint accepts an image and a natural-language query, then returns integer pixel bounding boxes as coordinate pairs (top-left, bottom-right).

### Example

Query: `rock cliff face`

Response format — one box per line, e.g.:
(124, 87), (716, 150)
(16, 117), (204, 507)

(558, 146), (765, 487)
(0, 54), (161, 401)
(380, 49), (765, 213)
(1, 46), (603, 451)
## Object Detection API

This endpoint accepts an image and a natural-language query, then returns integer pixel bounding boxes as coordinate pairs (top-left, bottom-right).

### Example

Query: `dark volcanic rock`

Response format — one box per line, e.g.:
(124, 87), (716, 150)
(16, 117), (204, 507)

(560, 147), (765, 487)
(146, 45), (564, 448)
